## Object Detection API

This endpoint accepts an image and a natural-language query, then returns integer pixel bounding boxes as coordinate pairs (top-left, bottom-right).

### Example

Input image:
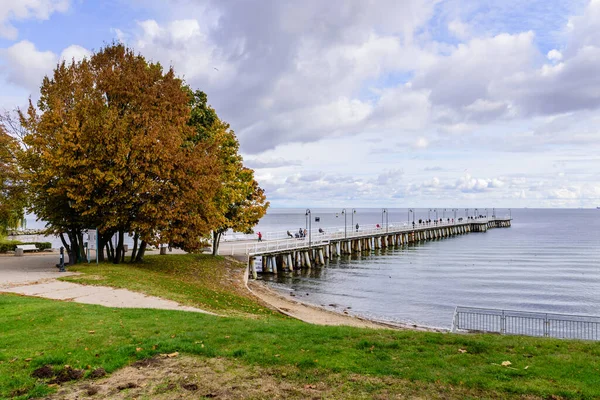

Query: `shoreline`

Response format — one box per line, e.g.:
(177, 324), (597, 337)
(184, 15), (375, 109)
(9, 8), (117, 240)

(246, 278), (444, 332)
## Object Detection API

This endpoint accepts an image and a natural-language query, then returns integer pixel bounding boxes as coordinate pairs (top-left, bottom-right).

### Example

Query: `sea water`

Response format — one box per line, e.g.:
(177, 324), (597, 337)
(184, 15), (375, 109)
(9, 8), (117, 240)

(258, 208), (600, 329)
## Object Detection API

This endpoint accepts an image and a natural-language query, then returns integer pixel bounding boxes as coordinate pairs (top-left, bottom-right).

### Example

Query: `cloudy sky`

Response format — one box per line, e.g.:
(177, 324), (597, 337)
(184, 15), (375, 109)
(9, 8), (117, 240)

(1, 0), (599, 208)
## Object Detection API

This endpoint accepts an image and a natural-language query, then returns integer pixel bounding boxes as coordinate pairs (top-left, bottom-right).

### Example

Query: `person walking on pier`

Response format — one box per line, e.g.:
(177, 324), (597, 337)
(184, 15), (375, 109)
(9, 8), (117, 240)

(257, 232), (262, 242)
(356, 223), (359, 232)
(299, 228), (303, 238)
(287, 230), (293, 238)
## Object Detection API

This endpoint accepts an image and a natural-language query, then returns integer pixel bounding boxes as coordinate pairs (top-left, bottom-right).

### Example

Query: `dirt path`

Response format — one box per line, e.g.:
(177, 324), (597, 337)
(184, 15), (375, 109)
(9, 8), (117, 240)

(247, 280), (434, 331)
(0, 254), (215, 314)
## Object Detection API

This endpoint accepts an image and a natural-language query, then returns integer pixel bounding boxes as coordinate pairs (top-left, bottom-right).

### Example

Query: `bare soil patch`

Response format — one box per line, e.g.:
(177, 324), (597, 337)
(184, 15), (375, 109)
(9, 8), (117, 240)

(42, 355), (320, 400)
(41, 354), (539, 400)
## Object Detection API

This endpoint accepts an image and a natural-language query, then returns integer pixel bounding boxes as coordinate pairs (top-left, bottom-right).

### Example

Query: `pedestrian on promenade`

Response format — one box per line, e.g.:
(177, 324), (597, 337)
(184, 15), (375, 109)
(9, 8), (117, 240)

(356, 223), (359, 232)
(287, 230), (293, 238)
(257, 232), (262, 242)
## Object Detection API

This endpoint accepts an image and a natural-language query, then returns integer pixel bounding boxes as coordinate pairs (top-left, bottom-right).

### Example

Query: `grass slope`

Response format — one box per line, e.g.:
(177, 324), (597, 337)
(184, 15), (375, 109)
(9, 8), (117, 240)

(61, 254), (276, 317)
(1, 255), (600, 399)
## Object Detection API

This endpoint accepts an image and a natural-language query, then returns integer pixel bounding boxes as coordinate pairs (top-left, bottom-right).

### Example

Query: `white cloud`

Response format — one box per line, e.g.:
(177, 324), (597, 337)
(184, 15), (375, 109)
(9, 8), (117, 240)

(60, 45), (91, 63)
(0, 0), (70, 39)
(1, 40), (56, 90)
(448, 19), (470, 39)
(454, 174), (505, 193)
(1, 41), (91, 92)
(547, 49), (563, 61)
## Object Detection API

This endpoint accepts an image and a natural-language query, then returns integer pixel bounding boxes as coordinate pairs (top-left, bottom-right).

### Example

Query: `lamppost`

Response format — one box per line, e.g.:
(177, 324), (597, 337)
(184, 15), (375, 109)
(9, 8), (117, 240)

(351, 209), (357, 233)
(382, 208), (388, 232)
(493, 208), (495, 218)
(428, 209), (432, 220)
(434, 209), (438, 220)
(341, 209), (347, 238)
(443, 208), (446, 219)
(475, 208), (479, 218)
(485, 208), (488, 218)
(465, 208), (469, 218)
(408, 209), (413, 224)
(509, 208), (511, 219)
(452, 208), (457, 219)
(305, 209), (311, 248)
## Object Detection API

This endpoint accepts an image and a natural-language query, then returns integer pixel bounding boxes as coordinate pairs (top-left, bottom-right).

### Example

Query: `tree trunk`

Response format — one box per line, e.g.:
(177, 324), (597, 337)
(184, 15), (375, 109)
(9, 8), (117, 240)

(212, 231), (223, 256)
(67, 230), (80, 265)
(59, 233), (71, 255)
(107, 239), (115, 262)
(130, 233), (139, 262)
(135, 240), (147, 262)
(98, 235), (106, 262)
(77, 231), (85, 262)
(113, 230), (124, 264)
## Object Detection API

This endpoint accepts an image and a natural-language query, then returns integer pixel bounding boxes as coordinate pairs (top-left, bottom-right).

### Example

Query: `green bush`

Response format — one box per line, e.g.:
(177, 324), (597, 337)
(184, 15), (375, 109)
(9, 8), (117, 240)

(0, 240), (23, 253)
(31, 242), (52, 251)
(0, 241), (52, 253)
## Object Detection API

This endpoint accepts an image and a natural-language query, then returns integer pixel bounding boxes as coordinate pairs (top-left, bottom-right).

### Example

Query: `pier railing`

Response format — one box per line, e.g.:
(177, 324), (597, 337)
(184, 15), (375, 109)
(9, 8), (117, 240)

(452, 306), (600, 341)
(221, 219), (481, 255)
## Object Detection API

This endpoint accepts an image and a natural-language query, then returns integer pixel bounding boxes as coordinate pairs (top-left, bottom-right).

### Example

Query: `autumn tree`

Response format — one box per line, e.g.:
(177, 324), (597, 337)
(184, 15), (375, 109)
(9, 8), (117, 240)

(186, 91), (269, 255)
(20, 44), (220, 264)
(0, 126), (25, 235)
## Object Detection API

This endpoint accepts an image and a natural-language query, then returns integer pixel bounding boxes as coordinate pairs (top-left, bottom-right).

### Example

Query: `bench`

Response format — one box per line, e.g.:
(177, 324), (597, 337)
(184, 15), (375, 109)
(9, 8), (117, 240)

(16, 244), (38, 252)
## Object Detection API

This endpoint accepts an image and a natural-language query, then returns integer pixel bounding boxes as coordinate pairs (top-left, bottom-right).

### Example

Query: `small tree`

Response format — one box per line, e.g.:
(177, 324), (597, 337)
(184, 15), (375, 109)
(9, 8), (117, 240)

(0, 127), (25, 236)
(185, 90), (269, 255)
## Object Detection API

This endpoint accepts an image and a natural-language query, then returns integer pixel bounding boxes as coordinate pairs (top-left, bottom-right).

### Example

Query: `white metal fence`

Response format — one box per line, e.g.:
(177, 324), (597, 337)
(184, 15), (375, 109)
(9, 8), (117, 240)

(452, 306), (600, 341)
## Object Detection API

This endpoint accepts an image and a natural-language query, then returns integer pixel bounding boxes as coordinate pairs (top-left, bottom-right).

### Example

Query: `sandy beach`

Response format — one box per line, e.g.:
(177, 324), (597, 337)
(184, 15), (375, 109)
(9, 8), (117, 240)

(246, 279), (441, 332)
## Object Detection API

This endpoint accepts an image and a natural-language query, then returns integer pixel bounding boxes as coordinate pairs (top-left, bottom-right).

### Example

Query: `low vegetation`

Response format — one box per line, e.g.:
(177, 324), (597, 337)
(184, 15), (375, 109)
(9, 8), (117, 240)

(1, 255), (600, 399)
(0, 240), (52, 253)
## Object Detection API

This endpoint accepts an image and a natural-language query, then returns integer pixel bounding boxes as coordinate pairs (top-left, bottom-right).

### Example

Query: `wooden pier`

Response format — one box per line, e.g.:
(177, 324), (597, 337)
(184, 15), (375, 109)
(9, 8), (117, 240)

(218, 218), (512, 279)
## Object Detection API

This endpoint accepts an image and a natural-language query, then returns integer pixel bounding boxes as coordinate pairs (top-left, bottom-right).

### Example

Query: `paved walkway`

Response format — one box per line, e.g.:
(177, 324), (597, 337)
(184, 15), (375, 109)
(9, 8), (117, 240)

(0, 254), (215, 314)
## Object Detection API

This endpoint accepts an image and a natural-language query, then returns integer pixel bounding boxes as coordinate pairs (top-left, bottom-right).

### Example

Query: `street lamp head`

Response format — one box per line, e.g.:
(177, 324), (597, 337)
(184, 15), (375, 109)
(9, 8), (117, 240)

(305, 209), (311, 216)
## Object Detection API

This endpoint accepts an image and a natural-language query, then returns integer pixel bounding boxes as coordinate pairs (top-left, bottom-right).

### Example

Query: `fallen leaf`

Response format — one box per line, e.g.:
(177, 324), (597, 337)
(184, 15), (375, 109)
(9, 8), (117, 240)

(167, 352), (179, 358)
(501, 361), (512, 367)
(304, 384), (317, 389)
(458, 348), (467, 353)
(88, 331), (95, 334)
(24, 358), (32, 362)
(136, 347), (143, 352)
(524, 366), (529, 370)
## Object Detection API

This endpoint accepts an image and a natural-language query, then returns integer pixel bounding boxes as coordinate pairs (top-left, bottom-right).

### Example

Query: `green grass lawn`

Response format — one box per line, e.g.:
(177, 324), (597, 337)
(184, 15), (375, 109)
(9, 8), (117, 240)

(60, 254), (277, 317)
(2, 255), (600, 399)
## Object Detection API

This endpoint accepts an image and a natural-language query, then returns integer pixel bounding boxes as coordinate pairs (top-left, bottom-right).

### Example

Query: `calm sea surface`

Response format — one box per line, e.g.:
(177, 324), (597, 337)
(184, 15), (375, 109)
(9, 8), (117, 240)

(257, 208), (600, 329)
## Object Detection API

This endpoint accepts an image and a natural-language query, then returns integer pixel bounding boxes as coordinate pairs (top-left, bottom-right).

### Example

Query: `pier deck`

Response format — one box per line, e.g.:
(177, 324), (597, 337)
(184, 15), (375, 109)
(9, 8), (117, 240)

(219, 217), (511, 278)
